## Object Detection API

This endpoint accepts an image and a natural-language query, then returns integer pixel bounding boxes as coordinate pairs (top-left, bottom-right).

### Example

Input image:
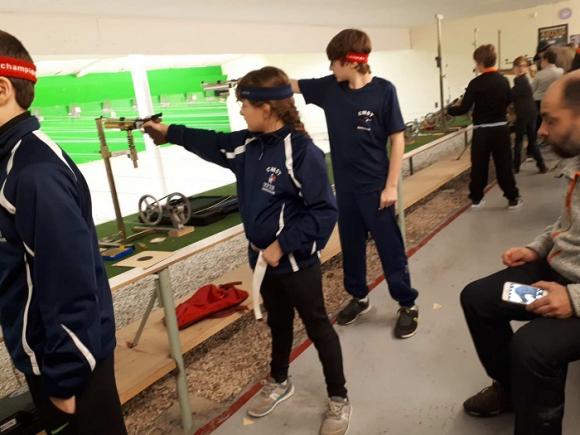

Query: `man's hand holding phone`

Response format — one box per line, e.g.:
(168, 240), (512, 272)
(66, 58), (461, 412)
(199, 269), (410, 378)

(527, 281), (574, 319)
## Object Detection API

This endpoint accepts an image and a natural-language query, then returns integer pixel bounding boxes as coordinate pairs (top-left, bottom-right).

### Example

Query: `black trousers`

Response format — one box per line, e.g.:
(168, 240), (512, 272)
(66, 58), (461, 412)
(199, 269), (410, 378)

(513, 116), (545, 171)
(261, 263), (347, 398)
(536, 100), (543, 134)
(25, 355), (127, 435)
(470, 126), (519, 202)
(461, 261), (580, 435)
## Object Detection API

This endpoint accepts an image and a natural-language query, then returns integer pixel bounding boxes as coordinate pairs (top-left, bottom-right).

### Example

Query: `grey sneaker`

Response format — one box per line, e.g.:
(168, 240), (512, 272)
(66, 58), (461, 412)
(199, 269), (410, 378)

(247, 378), (294, 418)
(320, 397), (351, 435)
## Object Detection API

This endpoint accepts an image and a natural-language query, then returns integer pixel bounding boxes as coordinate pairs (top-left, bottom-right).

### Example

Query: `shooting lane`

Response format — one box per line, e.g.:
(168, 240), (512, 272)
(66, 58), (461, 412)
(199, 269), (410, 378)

(98, 123), (473, 433)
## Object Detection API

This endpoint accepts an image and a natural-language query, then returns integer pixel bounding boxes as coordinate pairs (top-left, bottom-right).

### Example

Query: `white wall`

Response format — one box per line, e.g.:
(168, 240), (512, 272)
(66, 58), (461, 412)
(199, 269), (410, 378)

(221, 49), (437, 140)
(409, 0), (580, 118)
(0, 13), (410, 56)
(11, 2), (577, 224)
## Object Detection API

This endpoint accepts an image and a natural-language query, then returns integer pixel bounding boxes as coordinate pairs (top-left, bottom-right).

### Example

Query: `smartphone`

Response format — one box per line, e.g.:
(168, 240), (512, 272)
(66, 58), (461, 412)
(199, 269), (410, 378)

(502, 282), (546, 305)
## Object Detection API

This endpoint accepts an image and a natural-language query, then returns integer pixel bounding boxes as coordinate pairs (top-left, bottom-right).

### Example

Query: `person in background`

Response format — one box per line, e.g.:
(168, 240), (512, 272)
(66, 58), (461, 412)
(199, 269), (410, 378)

(570, 47), (580, 72)
(532, 50), (564, 134)
(549, 45), (576, 73)
(511, 56), (547, 174)
(448, 44), (521, 209)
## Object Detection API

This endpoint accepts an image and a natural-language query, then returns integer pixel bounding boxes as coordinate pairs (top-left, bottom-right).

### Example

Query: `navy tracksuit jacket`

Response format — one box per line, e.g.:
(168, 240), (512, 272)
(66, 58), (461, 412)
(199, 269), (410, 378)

(0, 114), (116, 398)
(166, 124), (337, 274)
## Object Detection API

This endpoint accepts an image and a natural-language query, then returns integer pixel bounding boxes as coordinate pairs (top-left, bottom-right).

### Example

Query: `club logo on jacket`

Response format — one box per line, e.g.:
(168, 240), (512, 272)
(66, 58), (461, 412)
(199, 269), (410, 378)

(262, 166), (282, 195)
(357, 110), (375, 131)
(0, 230), (6, 243)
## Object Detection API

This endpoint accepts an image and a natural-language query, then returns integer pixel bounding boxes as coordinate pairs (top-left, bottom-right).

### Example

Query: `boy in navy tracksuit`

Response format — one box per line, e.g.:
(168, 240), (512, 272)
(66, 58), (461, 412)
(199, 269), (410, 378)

(291, 29), (419, 337)
(0, 30), (126, 434)
(144, 66), (351, 435)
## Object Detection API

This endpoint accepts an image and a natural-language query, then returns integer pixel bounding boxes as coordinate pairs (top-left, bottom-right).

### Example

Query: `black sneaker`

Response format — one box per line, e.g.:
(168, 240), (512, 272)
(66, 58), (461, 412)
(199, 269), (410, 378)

(394, 305), (419, 338)
(337, 298), (371, 325)
(463, 382), (513, 417)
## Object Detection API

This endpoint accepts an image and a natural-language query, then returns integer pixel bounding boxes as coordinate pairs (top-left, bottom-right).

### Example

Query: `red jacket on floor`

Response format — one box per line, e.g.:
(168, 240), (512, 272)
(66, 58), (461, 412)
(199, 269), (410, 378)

(175, 282), (249, 330)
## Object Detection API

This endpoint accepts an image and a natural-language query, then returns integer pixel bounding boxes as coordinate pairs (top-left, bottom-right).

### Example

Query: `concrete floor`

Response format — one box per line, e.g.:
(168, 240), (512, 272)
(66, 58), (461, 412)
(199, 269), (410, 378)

(211, 158), (580, 435)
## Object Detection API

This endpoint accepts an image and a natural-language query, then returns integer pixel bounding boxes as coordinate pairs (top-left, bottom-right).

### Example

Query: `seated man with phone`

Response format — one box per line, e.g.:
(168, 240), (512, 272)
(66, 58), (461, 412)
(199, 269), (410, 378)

(460, 71), (580, 435)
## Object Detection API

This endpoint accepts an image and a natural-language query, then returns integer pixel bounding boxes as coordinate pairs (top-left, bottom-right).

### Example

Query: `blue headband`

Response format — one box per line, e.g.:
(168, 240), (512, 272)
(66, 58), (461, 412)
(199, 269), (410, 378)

(238, 85), (293, 101)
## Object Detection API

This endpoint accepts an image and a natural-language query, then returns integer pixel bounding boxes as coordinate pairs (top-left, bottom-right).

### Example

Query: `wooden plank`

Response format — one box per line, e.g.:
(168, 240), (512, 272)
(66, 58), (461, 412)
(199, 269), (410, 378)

(402, 153), (470, 209)
(109, 224), (245, 292)
(319, 227), (341, 264)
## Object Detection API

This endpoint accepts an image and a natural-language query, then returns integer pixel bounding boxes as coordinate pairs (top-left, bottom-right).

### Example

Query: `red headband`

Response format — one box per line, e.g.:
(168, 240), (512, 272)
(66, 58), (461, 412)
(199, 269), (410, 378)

(0, 56), (37, 83)
(345, 52), (369, 64)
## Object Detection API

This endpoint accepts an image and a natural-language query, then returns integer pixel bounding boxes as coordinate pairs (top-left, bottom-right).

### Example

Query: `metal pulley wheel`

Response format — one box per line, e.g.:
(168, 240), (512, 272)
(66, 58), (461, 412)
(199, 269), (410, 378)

(404, 121), (420, 144)
(166, 192), (192, 227)
(421, 113), (438, 130)
(138, 194), (163, 225)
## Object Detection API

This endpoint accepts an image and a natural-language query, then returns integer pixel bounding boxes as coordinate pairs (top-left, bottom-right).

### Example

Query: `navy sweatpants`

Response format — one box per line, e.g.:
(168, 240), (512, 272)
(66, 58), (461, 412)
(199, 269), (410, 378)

(336, 190), (418, 306)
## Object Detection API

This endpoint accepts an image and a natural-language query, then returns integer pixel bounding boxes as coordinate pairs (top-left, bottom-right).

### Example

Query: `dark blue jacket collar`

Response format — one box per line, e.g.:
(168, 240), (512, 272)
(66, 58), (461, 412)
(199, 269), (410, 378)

(0, 113), (39, 161)
(249, 125), (292, 145)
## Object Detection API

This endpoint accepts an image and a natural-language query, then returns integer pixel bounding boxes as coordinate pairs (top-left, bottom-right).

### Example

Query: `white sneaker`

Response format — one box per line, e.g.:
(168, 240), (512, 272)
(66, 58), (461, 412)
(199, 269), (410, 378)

(247, 378), (294, 418)
(507, 198), (523, 210)
(471, 199), (486, 209)
(319, 397), (351, 435)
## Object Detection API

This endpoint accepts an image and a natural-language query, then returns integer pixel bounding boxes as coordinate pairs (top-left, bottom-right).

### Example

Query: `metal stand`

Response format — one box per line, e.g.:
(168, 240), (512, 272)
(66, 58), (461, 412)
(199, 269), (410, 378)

(96, 118), (128, 242)
(95, 113), (161, 245)
(498, 30), (502, 71)
(124, 269), (193, 433)
(457, 128), (472, 160)
(127, 286), (159, 349)
(435, 14), (447, 132)
(473, 28), (479, 76)
(159, 269), (193, 433)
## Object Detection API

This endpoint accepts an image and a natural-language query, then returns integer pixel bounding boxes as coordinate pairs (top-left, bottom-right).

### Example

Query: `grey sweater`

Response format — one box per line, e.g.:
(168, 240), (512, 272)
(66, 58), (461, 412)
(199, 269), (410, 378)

(527, 156), (580, 315)
(532, 65), (564, 101)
